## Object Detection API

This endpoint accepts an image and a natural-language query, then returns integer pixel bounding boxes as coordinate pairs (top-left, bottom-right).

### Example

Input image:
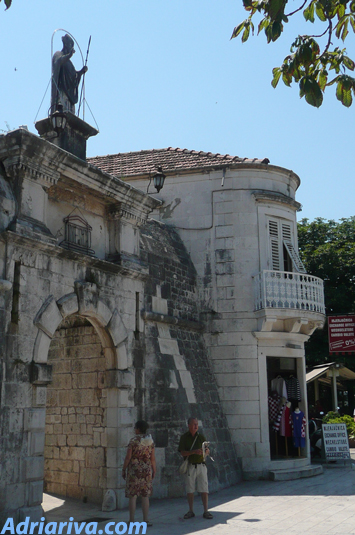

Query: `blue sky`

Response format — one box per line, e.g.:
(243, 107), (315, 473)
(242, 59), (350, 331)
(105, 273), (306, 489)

(1, 0), (354, 222)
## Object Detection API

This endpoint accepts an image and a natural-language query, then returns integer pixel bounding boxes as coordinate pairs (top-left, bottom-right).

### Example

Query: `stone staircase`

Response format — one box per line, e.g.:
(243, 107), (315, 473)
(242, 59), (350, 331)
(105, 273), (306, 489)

(269, 464), (323, 481)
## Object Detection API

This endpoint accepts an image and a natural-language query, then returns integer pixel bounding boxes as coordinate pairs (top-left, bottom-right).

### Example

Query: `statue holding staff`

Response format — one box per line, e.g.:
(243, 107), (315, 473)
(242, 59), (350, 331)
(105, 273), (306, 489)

(51, 33), (88, 114)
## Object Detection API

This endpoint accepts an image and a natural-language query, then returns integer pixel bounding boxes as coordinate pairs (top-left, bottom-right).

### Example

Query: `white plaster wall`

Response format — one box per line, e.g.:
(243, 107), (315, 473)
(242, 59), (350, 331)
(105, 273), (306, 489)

(125, 164), (314, 477)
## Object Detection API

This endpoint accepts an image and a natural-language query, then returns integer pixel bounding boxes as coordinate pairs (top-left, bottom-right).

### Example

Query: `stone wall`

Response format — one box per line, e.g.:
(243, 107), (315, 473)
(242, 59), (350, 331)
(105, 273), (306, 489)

(137, 220), (241, 496)
(44, 316), (107, 503)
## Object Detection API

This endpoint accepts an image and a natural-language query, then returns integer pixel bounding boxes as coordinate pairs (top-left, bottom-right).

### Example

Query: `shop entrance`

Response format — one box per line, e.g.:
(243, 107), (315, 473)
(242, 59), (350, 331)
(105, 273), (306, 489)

(267, 357), (306, 459)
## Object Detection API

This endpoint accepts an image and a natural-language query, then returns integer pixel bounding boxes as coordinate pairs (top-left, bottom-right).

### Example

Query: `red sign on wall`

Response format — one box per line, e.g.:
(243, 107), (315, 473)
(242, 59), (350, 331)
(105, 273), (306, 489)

(328, 315), (355, 354)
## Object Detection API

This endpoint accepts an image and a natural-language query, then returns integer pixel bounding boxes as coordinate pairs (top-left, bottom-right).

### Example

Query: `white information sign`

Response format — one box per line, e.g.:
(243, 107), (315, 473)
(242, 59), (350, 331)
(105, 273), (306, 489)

(322, 423), (350, 461)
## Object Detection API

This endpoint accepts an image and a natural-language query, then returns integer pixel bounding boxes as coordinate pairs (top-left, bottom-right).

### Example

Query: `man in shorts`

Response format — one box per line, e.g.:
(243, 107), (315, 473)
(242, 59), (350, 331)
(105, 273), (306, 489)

(178, 417), (213, 519)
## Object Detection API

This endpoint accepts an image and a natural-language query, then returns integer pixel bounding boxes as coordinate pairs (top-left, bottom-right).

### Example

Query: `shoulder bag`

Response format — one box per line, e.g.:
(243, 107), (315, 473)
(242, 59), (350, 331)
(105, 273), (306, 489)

(179, 433), (198, 475)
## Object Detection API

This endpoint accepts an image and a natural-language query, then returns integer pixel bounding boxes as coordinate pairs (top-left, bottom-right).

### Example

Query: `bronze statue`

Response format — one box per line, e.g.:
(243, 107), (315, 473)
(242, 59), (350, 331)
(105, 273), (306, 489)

(51, 34), (88, 114)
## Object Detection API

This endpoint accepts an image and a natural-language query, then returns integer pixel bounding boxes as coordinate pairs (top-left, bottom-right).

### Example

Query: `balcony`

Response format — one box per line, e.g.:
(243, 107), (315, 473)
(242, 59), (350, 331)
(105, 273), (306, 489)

(255, 270), (325, 314)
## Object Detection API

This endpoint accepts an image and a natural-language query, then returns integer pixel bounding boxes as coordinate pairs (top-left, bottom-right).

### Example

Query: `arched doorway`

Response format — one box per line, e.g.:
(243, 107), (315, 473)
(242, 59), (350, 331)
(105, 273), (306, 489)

(32, 283), (132, 508)
(44, 314), (107, 503)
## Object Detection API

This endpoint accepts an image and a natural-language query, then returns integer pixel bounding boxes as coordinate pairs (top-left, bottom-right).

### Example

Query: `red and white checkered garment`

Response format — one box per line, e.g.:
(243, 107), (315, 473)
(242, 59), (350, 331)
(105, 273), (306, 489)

(272, 402), (286, 432)
(268, 395), (280, 422)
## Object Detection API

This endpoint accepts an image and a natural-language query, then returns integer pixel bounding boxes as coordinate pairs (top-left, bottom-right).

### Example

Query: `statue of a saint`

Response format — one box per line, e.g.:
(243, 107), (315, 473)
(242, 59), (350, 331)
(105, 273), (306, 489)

(51, 34), (88, 114)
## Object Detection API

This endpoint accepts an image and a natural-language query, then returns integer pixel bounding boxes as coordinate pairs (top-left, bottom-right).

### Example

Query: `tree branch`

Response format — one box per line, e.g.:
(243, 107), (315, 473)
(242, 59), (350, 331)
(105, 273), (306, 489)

(285, 0), (308, 18)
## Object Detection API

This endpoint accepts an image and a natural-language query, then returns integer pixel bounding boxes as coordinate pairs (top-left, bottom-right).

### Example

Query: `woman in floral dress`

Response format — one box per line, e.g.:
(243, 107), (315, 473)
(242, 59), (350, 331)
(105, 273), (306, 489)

(122, 420), (156, 526)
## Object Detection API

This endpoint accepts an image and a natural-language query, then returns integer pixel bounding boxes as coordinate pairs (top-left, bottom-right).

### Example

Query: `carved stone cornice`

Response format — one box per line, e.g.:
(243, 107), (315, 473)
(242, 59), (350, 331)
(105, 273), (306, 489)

(2, 156), (60, 187)
(107, 203), (147, 226)
(252, 190), (301, 211)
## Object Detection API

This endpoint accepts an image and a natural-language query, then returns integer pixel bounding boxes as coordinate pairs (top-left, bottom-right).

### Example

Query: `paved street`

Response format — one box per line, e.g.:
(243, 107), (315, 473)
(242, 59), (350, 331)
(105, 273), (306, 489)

(43, 462), (355, 535)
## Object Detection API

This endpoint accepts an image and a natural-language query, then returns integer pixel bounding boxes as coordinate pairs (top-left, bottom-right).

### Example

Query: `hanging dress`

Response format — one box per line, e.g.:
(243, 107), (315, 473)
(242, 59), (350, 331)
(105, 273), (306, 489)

(291, 410), (306, 448)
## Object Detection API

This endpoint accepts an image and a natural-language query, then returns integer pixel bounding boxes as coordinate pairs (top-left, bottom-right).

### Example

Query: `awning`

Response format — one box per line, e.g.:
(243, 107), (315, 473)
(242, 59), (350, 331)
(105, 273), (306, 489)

(306, 363), (355, 384)
(306, 366), (330, 383)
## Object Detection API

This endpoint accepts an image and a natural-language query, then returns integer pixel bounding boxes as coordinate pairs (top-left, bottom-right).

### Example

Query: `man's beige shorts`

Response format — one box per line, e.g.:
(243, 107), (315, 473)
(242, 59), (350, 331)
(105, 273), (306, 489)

(185, 463), (209, 493)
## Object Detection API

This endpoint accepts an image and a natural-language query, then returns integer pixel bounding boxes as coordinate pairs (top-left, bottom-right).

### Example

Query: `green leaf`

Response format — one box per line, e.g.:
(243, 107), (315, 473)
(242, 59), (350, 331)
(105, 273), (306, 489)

(299, 76), (323, 107)
(337, 3), (345, 18)
(265, 24), (273, 43)
(271, 20), (282, 40)
(336, 81), (353, 106)
(318, 70), (328, 90)
(267, 0), (285, 20)
(258, 18), (269, 34)
(335, 20), (343, 39)
(231, 22), (246, 39)
(350, 15), (355, 32)
(341, 23), (349, 41)
(4, 0), (12, 8)
(343, 55), (355, 70)
(303, 2), (315, 22)
(242, 24), (251, 42)
(315, 2), (327, 21)
(271, 67), (282, 88)
(282, 69), (293, 86)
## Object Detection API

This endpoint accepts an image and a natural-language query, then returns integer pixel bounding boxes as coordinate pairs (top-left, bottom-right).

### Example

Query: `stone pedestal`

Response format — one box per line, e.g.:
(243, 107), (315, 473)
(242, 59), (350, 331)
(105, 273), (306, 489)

(35, 112), (98, 160)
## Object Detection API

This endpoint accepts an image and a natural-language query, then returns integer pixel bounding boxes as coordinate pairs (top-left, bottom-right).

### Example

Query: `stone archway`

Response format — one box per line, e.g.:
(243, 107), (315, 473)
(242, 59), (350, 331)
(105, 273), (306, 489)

(31, 281), (134, 508)
(44, 314), (107, 503)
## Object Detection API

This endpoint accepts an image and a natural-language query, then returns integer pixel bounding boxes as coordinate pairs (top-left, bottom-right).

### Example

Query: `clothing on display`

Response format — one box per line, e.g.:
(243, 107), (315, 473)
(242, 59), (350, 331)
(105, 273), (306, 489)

(272, 401), (287, 432)
(290, 409), (306, 448)
(286, 376), (301, 402)
(279, 405), (292, 437)
(268, 392), (281, 423)
(271, 376), (288, 399)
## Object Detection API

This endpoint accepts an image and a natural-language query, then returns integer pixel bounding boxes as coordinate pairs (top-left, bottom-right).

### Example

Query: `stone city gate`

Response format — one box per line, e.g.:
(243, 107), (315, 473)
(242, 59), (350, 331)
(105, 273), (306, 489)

(22, 281), (134, 512)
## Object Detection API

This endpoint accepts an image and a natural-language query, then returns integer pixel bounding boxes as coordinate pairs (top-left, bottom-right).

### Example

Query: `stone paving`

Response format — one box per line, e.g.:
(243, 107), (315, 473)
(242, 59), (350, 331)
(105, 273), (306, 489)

(43, 462), (355, 535)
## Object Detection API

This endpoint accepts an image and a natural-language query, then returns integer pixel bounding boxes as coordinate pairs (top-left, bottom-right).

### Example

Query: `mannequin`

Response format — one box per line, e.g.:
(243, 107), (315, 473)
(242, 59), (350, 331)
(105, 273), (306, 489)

(291, 407), (306, 455)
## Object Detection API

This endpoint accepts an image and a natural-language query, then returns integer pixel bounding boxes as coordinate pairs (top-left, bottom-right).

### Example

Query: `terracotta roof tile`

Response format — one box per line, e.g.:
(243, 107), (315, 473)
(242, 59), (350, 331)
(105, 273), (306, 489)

(87, 147), (269, 178)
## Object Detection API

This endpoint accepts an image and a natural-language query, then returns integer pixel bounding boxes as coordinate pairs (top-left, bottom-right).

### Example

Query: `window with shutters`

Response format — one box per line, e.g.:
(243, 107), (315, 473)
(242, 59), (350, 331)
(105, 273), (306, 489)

(267, 218), (306, 273)
(59, 212), (95, 256)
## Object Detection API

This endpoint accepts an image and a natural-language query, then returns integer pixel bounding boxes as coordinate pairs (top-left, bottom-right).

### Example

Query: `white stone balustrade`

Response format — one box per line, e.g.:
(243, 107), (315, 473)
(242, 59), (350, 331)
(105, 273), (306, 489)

(255, 270), (325, 314)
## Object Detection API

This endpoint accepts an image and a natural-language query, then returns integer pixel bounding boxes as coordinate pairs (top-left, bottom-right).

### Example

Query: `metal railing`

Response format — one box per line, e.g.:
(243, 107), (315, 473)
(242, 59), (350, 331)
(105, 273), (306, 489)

(255, 270), (325, 314)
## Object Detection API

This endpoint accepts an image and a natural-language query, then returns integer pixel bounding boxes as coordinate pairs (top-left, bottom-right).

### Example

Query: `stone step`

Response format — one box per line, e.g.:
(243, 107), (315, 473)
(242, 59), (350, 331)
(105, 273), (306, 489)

(269, 464), (323, 481)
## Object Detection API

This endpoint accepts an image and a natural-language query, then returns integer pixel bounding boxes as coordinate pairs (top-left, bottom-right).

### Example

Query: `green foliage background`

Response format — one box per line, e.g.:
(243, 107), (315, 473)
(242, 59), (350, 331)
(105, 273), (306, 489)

(323, 411), (355, 436)
(298, 216), (355, 368)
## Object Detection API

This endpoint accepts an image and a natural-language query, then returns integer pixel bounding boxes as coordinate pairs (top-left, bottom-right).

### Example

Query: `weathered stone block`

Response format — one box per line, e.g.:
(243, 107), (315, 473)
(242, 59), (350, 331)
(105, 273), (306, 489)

(106, 369), (135, 389)
(32, 386), (47, 406)
(9, 409), (24, 433)
(86, 447), (105, 468)
(152, 296), (168, 315)
(158, 338), (179, 355)
(18, 505), (44, 523)
(57, 293), (79, 318)
(178, 370), (194, 390)
(30, 363), (53, 385)
(172, 354), (186, 370)
(27, 480), (44, 506)
(34, 295), (62, 338)
(28, 432), (45, 456)
(25, 457), (44, 481)
(33, 330), (52, 364)
(116, 343), (128, 370)
(24, 409), (46, 431)
(215, 225), (234, 238)
(106, 309), (128, 347)
(185, 388), (196, 403)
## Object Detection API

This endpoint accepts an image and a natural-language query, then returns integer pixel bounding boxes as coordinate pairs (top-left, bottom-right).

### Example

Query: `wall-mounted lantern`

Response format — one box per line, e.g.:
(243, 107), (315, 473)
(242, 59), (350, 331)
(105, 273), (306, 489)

(152, 166), (166, 193)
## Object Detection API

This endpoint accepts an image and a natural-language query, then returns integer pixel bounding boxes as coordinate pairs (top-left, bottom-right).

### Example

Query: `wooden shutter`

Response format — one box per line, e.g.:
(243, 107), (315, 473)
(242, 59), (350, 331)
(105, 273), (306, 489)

(268, 220), (281, 270)
(282, 222), (307, 273)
